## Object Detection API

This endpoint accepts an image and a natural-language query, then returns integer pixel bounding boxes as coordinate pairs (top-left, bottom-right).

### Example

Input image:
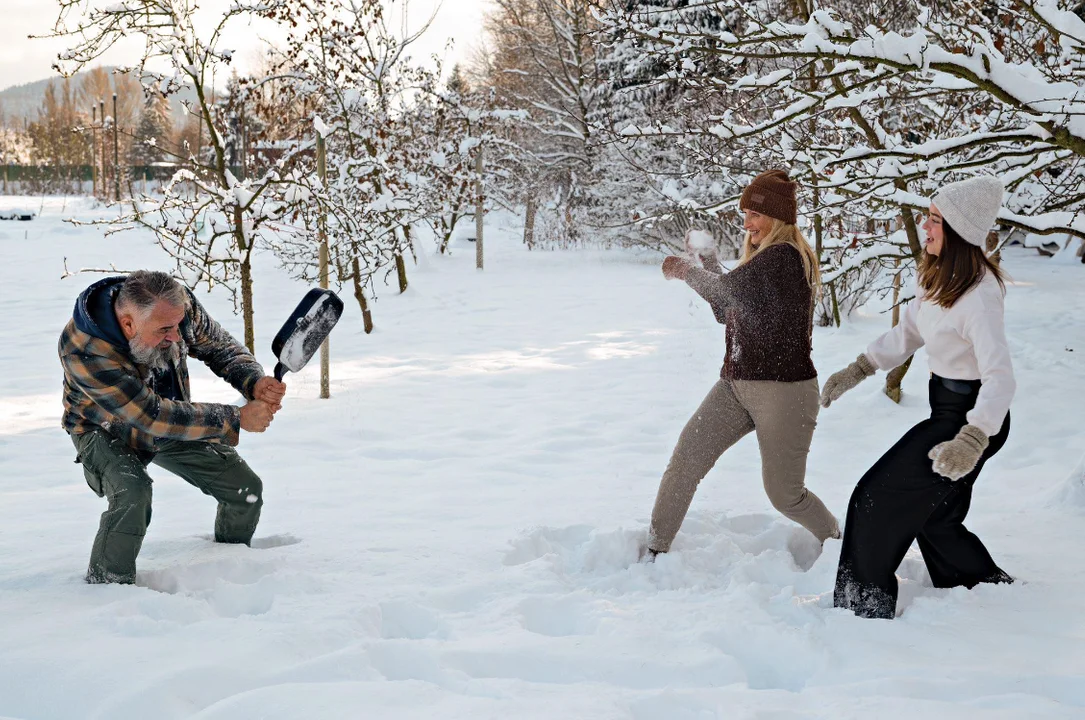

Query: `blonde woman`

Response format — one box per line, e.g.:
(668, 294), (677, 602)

(646, 170), (839, 559)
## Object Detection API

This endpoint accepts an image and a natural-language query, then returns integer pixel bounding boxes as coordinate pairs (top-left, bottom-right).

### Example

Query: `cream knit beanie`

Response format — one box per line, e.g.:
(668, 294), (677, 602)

(931, 175), (1004, 247)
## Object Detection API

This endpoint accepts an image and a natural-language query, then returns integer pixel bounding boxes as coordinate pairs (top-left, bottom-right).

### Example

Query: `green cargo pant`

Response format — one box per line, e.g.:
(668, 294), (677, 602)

(73, 429), (263, 584)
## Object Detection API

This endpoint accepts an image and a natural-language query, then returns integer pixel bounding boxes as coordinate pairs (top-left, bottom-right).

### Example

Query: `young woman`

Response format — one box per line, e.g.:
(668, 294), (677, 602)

(646, 169), (840, 558)
(821, 175), (1015, 619)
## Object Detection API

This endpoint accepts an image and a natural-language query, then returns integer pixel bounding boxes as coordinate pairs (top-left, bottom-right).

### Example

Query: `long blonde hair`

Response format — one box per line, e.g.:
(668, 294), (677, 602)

(738, 218), (821, 288)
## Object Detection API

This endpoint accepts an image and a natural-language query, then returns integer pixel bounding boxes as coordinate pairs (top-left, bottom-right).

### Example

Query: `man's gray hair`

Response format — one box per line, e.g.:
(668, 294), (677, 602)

(116, 270), (188, 318)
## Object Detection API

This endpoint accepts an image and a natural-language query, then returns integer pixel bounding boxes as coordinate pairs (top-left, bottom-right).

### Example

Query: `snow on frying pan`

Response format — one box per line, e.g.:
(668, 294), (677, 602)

(272, 289), (345, 380)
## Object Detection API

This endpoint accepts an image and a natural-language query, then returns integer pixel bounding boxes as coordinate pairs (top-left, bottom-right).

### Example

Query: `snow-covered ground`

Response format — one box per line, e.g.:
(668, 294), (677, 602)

(1, 196), (1083, 719)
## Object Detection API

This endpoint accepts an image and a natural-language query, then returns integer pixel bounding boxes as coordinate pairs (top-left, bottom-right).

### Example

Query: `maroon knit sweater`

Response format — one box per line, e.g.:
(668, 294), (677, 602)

(685, 243), (817, 382)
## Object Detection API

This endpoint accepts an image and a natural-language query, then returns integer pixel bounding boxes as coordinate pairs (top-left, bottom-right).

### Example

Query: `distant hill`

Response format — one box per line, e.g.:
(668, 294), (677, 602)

(0, 75), (55, 126)
(0, 68), (196, 128)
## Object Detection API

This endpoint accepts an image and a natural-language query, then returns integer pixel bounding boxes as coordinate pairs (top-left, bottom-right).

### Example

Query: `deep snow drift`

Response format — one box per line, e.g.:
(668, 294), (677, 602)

(0, 197), (1083, 719)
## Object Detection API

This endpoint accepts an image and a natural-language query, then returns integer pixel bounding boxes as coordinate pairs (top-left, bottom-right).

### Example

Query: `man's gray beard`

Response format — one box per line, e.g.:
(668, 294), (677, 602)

(130, 337), (185, 371)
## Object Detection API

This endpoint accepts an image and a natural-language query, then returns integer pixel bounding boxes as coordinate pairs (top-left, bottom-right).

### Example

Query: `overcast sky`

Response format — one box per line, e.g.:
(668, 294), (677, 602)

(2, 0), (490, 91)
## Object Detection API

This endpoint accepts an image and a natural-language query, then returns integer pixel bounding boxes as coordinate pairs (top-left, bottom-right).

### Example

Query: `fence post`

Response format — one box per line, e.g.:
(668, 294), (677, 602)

(475, 143), (484, 270)
(98, 99), (105, 201)
(317, 130), (330, 399)
(91, 106), (97, 198)
(112, 93), (119, 202)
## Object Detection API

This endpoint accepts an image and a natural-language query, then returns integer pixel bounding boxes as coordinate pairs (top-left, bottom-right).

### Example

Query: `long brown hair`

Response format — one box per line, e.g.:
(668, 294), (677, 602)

(918, 221), (1005, 308)
(739, 218), (821, 288)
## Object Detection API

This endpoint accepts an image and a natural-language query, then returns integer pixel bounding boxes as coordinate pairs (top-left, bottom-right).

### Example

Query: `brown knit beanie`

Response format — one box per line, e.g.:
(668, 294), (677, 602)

(739, 170), (798, 225)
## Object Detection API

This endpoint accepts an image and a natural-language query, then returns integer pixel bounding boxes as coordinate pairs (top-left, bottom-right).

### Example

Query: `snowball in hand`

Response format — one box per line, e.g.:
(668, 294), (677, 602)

(685, 229), (715, 252)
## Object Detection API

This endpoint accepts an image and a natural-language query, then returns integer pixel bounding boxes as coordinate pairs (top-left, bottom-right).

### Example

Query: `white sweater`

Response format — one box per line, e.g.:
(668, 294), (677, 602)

(864, 272), (1015, 437)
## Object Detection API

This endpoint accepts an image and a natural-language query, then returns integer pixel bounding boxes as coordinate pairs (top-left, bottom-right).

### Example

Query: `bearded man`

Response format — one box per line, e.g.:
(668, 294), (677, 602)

(59, 270), (286, 584)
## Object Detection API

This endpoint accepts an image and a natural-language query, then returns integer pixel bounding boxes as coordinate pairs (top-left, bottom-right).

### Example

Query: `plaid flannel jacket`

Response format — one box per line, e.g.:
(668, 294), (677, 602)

(60, 290), (264, 451)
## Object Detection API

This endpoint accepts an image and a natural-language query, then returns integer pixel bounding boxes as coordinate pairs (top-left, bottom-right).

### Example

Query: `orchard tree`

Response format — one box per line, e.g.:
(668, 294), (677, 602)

(46, 0), (315, 352)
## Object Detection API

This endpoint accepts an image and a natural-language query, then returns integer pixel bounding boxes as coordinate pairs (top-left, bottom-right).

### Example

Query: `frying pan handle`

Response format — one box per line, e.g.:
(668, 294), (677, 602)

(274, 362), (287, 382)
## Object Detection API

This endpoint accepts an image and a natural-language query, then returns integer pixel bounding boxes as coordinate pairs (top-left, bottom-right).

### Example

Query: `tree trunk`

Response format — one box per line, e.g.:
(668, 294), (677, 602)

(240, 256), (255, 354)
(986, 229), (1001, 266)
(352, 257), (374, 334)
(231, 197), (256, 354)
(884, 356), (914, 404)
(404, 224), (418, 263)
(829, 281), (842, 327)
(439, 213), (457, 255)
(524, 194), (537, 250)
(319, 240), (330, 398)
(395, 253), (408, 293)
(884, 257), (909, 403)
(475, 145), (485, 270)
(317, 131), (330, 398)
(890, 257), (902, 328)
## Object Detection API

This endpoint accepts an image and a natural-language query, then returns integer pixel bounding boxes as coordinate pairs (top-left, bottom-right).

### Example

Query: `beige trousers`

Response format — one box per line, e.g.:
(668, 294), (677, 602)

(649, 377), (839, 552)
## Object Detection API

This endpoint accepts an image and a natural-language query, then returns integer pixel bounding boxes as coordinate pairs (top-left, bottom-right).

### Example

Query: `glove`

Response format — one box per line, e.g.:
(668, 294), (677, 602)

(819, 354), (876, 408)
(662, 255), (692, 281)
(929, 424), (989, 481)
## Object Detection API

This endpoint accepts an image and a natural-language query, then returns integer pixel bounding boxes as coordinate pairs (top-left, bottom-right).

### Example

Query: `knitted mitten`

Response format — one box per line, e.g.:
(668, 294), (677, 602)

(819, 354), (877, 408)
(662, 256), (692, 281)
(929, 424), (989, 481)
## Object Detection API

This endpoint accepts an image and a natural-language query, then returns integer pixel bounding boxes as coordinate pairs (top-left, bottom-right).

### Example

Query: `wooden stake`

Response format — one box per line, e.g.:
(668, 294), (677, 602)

(91, 106), (98, 197)
(112, 93), (119, 202)
(99, 99), (105, 201)
(317, 130), (330, 399)
(475, 144), (484, 270)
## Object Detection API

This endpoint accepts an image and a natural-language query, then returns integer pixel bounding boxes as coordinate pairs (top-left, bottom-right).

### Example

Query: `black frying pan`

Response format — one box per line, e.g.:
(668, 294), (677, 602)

(271, 289), (345, 382)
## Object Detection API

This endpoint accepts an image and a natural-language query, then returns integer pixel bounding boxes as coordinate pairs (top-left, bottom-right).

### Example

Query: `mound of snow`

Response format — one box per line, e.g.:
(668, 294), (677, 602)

(1049, 451), (1085, 509)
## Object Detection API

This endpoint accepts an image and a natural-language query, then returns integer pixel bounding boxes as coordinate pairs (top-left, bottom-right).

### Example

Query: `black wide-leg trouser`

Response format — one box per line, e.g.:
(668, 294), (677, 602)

(834, 378), (1012, 619)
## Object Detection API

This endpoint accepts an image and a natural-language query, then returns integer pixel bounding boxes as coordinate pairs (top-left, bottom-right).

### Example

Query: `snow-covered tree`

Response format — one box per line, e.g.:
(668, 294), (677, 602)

(267, 0), (521, 325)
(410, 72), (526, 254)
(47, 0), (314, 351)
(480, 0), (612, 245)
(242, 55), (321, 177)
(415, 76), (485, 254)
(602, 0), (1085, 271)
(592, 1), (751, 256)
(0, 126), (33, 167)
(263, 0), (435, 325)
(598, 0), (1085, 399)
(600, 0), (912, 325)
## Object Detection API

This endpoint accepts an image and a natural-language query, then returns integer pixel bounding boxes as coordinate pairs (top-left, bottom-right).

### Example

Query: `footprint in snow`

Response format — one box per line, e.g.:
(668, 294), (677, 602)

(518, 594), (602, 637)
(135, 557), (281, 617)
